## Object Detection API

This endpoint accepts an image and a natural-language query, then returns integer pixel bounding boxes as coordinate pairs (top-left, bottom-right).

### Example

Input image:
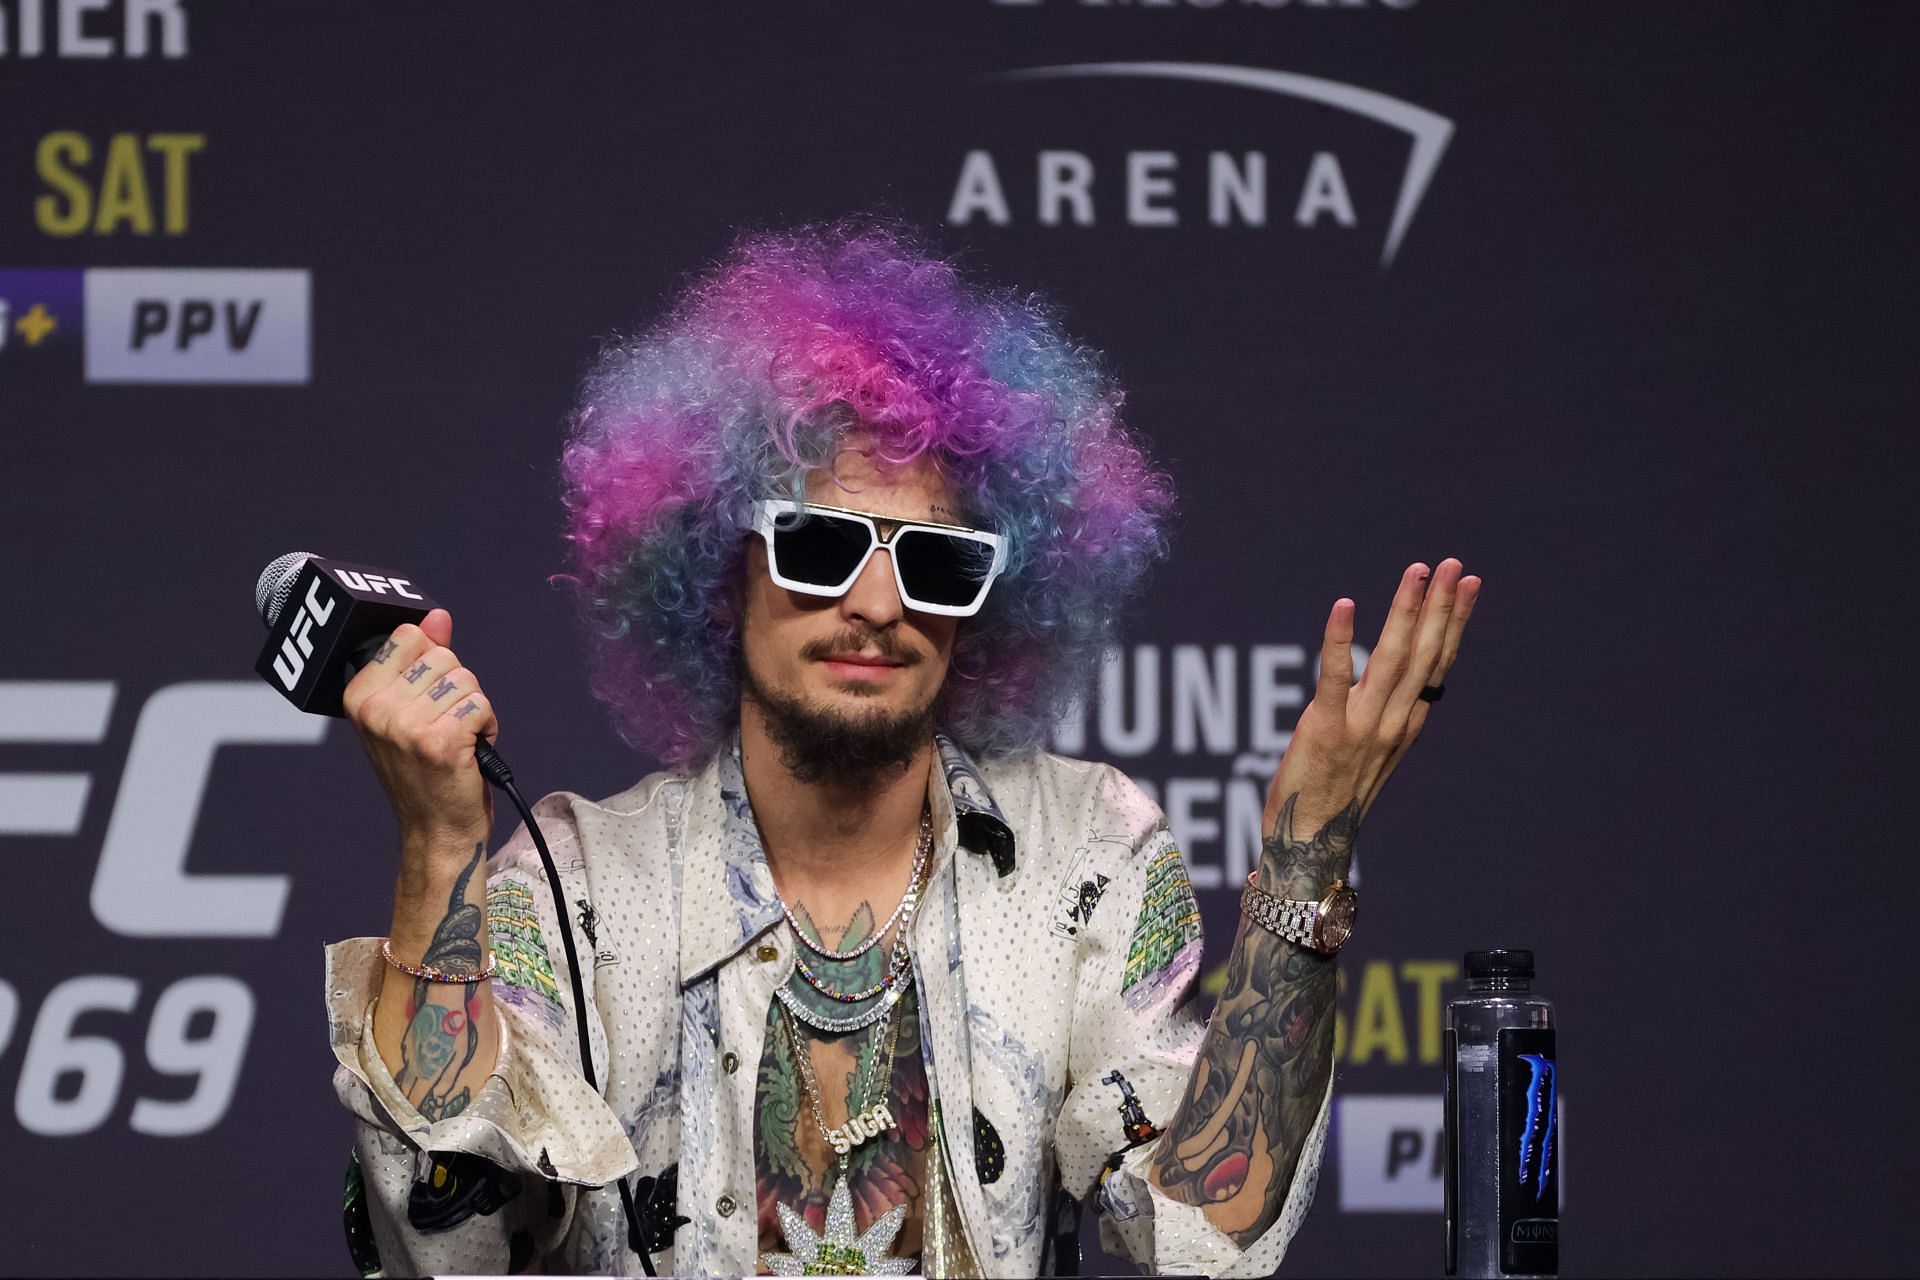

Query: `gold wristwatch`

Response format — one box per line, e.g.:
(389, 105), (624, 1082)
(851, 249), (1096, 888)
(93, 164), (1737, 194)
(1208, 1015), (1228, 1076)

(1241, 874), (1358, 954)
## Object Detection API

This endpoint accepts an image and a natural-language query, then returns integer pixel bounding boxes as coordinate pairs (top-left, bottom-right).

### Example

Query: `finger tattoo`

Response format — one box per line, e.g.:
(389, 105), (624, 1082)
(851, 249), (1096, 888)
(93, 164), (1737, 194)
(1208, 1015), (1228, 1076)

(402, 660), (430, 684)
(453, 700), (480, 720)
(427, 676), (459, 701)
(372, 639), (397, 665)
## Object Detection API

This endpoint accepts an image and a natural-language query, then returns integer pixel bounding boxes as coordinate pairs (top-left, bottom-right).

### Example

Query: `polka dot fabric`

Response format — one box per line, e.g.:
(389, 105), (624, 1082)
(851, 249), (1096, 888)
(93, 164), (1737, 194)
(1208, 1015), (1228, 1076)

(323, 741), (1327, 1275)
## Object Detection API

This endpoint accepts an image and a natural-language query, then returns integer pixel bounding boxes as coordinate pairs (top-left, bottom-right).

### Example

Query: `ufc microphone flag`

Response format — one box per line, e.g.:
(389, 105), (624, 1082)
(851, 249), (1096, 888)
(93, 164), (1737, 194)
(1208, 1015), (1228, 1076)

(254, 556), (438, 717)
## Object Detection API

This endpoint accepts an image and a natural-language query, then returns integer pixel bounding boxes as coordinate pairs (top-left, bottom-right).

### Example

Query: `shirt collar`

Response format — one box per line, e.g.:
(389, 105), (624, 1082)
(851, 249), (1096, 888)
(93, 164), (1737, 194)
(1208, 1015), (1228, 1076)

(676, 732), (1018, 986)
(933, 734), (1017, 877)
(674, 741), (784, 988)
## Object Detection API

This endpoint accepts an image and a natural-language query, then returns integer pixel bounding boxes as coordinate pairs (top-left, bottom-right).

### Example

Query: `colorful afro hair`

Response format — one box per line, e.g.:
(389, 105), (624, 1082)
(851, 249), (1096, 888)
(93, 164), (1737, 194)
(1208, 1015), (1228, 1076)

(559, 217), (1172, 767)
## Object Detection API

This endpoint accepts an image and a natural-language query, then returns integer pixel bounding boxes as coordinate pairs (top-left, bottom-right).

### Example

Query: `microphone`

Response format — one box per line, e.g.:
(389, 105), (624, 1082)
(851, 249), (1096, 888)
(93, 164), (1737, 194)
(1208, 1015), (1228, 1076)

(254, 553), (634, 1256)
(251, 552), (513, 787)
(252, 551), (442, 716)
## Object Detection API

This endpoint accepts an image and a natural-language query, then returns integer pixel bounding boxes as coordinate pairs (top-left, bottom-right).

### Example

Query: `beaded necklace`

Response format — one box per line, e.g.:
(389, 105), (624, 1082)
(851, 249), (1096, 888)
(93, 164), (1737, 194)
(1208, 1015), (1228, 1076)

(775, 804), (932, 1033)
(791, 932), (913, 1003)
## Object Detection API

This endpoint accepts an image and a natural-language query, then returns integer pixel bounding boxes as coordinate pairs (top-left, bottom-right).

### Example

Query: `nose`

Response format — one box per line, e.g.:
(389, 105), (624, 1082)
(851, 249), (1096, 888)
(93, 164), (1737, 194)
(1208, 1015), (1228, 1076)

(839, 547), (904, 629)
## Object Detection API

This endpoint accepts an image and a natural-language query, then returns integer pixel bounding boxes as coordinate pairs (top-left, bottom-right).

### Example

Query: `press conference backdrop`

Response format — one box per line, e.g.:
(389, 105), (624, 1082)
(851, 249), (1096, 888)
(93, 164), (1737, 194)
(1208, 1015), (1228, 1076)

(2, 3), (1912, 1276)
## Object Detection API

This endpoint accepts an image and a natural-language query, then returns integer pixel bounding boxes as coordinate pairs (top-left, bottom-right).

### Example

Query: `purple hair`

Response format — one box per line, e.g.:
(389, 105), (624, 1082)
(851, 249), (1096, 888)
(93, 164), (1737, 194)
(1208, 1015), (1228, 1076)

(559, 218), (1172, 766)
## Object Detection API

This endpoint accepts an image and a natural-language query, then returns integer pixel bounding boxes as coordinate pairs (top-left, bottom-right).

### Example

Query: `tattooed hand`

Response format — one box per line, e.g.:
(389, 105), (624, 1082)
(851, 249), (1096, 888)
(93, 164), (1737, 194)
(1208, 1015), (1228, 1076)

(356, 611), (506, 1124)
(341, 607), (501, 862)
(1148, 559), (1480, 1245)
(1261, 558), (1481, 854)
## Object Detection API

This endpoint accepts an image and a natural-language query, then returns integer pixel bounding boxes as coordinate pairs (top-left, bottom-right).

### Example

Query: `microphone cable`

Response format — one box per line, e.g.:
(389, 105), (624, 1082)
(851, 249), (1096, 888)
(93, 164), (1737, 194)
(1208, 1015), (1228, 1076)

(472, 737), (659, 1277)
(250, 554), (663, 1271)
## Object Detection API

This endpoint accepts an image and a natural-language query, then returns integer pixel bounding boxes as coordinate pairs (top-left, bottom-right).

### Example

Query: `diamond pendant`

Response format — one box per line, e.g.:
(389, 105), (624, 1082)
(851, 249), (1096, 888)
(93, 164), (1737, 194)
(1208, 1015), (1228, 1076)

(759, 1173), (915, 1276)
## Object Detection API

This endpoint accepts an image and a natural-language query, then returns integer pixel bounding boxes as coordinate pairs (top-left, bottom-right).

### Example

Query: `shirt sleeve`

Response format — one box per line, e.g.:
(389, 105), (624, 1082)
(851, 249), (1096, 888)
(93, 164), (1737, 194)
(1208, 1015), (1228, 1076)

(324, 793), (639, 1275)
(1051, 782), (1331, 1277)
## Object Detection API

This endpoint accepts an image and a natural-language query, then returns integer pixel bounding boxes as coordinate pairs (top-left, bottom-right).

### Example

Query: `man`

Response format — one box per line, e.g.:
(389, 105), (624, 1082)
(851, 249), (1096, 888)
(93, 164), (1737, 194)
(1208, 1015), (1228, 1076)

(326, 220), (1479, 1276)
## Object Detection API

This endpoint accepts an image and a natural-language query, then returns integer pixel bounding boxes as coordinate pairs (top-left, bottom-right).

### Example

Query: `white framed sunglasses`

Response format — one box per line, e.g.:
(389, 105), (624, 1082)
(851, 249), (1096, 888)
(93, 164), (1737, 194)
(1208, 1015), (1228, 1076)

(750, 499), (1007, 617)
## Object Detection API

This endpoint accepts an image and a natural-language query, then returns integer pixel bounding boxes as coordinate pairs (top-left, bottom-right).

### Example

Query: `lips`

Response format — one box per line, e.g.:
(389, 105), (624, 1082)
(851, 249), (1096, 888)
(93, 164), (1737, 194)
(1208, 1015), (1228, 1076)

(818, 653), (908, 681)
(801, 629), (918, 674)
(819, 652), (903, 668)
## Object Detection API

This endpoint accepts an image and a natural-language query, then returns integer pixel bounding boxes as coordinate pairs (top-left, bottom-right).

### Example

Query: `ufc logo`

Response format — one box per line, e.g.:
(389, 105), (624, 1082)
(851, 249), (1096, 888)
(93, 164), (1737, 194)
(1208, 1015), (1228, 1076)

(0, 681), (326, 936)
(270, 576), (336, 689)
(332, 570), (421, 599)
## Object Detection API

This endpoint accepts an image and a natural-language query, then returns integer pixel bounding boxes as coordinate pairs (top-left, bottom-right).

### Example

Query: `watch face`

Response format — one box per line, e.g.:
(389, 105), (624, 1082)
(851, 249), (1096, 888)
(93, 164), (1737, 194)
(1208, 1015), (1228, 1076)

(1319, 887), (1358, 949)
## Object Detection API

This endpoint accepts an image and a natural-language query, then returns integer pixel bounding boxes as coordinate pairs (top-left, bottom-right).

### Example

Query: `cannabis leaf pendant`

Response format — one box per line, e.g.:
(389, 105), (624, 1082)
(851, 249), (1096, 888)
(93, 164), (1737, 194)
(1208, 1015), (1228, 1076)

(759, 1174), (915, 1276)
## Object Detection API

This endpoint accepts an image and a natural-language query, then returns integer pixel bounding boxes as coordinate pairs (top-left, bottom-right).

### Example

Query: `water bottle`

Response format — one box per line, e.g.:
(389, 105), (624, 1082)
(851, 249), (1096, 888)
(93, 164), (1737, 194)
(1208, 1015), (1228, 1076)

(1445, 949), (1557, 1278)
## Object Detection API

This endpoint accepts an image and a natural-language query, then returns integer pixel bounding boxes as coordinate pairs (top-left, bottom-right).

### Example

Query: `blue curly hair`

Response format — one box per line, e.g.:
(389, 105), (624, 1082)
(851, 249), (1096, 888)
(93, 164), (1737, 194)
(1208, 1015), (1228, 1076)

(560, 217), (1172, 766)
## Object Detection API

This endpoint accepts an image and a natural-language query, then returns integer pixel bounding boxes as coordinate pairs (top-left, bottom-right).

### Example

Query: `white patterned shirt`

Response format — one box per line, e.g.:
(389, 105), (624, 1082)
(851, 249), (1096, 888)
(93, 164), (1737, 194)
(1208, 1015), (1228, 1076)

(326, 737), (1329, 1276)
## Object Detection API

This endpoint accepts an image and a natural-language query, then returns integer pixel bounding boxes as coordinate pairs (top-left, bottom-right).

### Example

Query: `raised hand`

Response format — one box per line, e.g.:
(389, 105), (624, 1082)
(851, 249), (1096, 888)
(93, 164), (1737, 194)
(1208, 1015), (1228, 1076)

(1149, 559), (1482, 1244)
(1262, 558), (1482, 846)
(347, 608), (506, 1120)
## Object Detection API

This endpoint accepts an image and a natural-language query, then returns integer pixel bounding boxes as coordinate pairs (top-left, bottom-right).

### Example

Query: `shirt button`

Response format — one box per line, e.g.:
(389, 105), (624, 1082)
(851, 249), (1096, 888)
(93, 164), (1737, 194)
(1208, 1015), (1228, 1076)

(755, 943), (779, 963)
(722, 1051), (740, 1074)
(716, 1194), (737, 1217)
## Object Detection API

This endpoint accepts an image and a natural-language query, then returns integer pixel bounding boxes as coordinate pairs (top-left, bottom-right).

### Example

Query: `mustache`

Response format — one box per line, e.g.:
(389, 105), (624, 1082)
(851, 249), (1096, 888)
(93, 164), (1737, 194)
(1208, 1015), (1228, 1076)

(801, 627), (920, 665)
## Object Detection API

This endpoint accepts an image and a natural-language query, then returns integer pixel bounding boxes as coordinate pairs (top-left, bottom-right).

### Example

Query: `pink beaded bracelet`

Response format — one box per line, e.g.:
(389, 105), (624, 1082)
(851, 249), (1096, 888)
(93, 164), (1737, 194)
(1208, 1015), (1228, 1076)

(380, 937), (496, 983)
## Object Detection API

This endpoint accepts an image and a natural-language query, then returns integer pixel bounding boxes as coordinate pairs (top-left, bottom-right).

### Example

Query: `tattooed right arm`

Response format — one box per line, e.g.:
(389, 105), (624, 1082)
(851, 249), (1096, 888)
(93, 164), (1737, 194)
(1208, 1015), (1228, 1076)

(373, 840), (500, 1119)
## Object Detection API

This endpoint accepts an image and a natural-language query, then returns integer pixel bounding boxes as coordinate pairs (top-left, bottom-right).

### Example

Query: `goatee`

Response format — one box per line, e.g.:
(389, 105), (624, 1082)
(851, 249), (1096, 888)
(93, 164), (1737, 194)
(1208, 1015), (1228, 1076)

(740, 658), (936, 791)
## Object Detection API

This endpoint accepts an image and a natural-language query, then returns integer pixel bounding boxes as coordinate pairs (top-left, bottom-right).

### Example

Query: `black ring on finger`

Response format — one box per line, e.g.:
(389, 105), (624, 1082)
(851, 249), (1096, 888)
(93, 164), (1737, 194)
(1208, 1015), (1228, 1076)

(1417, 683), (1446, 703)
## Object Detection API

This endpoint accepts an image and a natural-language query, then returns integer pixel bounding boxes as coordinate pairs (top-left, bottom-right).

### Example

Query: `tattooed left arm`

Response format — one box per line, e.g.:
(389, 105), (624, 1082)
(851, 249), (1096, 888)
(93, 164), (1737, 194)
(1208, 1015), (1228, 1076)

(1148, 558), (1481, 1244)
(1145, 793), (1352, 1244)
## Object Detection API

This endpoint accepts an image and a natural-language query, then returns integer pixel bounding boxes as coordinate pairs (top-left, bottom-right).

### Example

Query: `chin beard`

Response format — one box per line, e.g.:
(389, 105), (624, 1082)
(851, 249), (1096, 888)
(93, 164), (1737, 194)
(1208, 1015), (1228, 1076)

(740, 663), (936, 790)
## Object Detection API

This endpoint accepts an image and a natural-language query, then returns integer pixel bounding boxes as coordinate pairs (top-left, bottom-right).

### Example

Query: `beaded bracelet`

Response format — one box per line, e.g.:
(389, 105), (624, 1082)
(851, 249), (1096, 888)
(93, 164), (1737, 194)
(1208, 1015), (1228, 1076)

(380, 937), (496, 983)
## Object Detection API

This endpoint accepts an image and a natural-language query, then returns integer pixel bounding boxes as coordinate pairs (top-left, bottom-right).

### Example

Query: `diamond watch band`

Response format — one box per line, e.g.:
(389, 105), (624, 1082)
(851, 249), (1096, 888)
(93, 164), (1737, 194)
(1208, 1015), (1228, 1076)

(1241, 876), (1321, 948)
(1241, 873), (1356, 954)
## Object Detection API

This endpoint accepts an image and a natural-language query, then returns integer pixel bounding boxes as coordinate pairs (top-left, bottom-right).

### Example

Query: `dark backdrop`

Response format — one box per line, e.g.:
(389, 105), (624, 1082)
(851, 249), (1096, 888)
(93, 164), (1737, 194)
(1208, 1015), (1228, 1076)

(2, 2), (1913, 1275)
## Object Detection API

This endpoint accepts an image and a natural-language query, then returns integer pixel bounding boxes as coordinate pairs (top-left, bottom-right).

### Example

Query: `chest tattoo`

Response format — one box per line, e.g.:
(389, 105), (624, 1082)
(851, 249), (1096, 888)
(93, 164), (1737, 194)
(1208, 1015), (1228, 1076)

(754, 941), (931, 1270)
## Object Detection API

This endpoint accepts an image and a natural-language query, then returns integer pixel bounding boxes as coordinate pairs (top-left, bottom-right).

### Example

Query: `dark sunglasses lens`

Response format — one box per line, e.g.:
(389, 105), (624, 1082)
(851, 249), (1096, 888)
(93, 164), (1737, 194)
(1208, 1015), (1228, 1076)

(771, 513), (871, 588)
(894, 529), (995, 608)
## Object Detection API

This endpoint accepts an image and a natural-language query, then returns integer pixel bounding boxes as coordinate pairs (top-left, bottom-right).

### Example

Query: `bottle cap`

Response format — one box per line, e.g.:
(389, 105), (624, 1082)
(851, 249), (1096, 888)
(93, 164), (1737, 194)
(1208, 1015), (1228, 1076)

(1465, 949), (1534, 979)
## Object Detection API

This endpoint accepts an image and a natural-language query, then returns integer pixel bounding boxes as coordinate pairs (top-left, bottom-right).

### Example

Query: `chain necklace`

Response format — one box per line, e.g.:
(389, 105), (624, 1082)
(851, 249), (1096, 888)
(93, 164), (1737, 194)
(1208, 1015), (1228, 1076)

(791, 931), (913, 1003)
(760, 999), (916, 1277)
(775, 959), (913, 1033)
(784, 998), (902, 1161)
(774, 802), (932, 1031)
(788, 860), (924, 1004)
(781, 806), (932, 962)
